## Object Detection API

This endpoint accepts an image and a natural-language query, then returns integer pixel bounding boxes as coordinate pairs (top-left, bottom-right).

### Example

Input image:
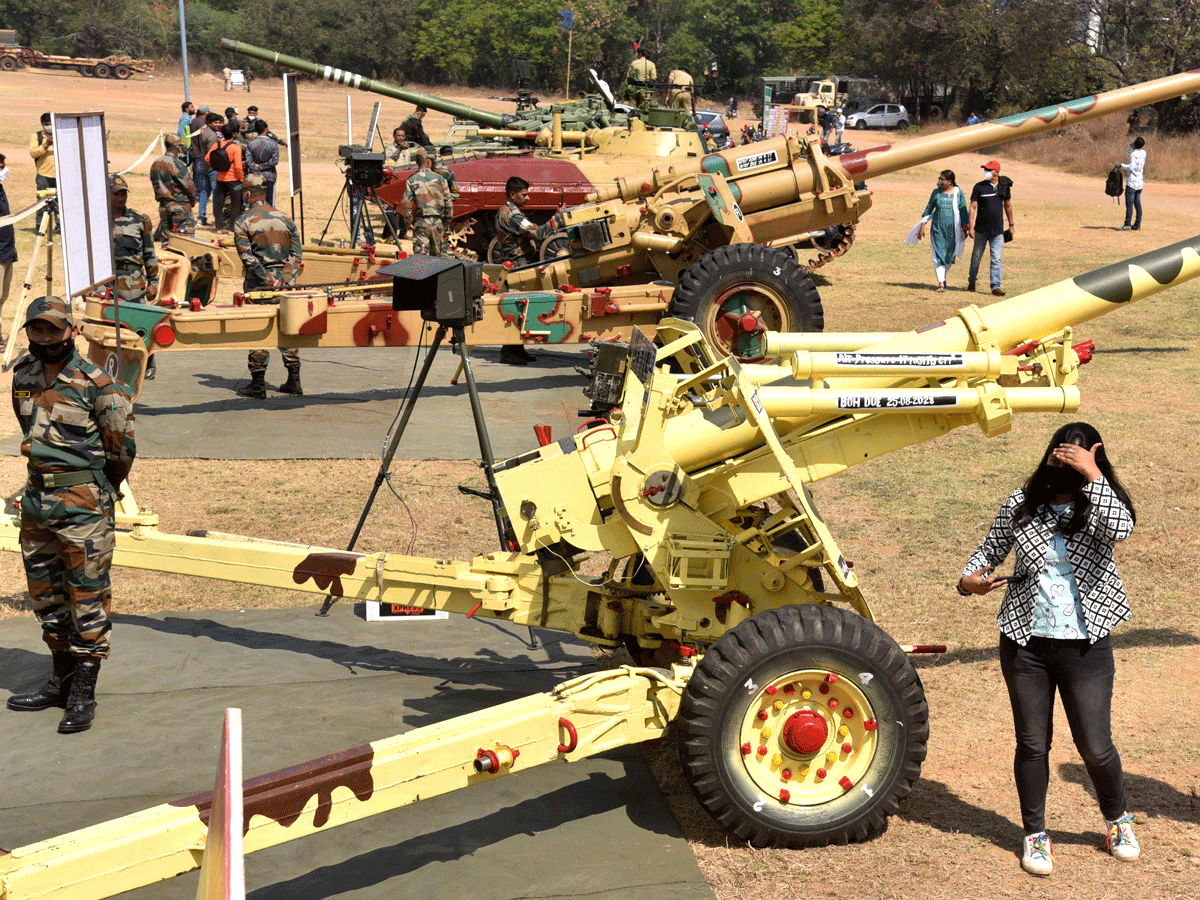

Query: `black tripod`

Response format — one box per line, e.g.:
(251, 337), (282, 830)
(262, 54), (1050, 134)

(317, 324), (534, 647)
(316, 172), (402, 247)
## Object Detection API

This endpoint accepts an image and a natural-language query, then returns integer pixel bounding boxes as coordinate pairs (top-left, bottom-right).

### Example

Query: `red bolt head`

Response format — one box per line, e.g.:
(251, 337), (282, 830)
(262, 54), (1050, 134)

(819, 683), (830, 694)
(779, 789), (791, 802)
(642, 181), (652, 191)
(765, 685), (777, 695)
(741, 742), (752, 755)
(839, 776), (854, 791)
(784, 684), (795, 695)
(781, 769), (792, 780)
(842, 742), (853, 754)
(865, 719), (878, 732)
(844, 708), (854, 718)
(756, 745), (768, 756)
(757, 710), (769, 721)
(828, 699), (839, 710)
(503, 260), (513, 270)
(826, 673), (838, 684)
(816, 767), (827, 779)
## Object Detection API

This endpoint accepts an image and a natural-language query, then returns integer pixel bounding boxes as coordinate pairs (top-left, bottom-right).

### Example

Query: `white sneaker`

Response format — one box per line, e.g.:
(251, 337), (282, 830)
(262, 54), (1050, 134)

(1106, 813), (1141, 861)
(1021, 831), (1054, 876)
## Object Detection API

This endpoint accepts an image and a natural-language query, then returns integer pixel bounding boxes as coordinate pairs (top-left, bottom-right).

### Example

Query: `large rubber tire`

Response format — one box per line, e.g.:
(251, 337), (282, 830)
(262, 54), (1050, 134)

(114, 64), (132, 79)
(485, 236), (504, 265)
(896, 119), (910, 130)
(669, 243), (824, 360)
(0, 56), (17, 72)
(856, 120), (868, 130)
(679, 604), (929, 848)
(94, 63), (111, 78)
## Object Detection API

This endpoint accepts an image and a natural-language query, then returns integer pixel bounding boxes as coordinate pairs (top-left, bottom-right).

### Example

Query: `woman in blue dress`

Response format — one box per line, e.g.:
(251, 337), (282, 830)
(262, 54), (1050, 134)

(917, 169), (968, 292)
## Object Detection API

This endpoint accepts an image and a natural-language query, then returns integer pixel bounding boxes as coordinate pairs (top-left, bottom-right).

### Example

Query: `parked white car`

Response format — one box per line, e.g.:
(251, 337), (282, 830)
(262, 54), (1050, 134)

(845, 103), (910, 130)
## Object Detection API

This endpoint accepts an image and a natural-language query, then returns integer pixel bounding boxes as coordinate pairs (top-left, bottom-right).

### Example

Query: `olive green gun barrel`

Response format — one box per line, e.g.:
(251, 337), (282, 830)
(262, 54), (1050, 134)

(667, 235), (1200, 471)
(219, 38), (508, 128)
(592, 68), (1200, 206)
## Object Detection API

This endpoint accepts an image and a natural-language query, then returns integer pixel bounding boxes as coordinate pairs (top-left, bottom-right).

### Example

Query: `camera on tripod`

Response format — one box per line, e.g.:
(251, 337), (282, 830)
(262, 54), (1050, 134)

(381, 256), (485, 328)
(337, 144), (385, 189)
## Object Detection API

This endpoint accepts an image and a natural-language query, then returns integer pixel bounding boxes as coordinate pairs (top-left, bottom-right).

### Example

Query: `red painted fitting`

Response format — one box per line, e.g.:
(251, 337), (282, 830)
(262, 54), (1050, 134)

(757, 710), (769, 721)
(466, 601), (483, 618)
(765, 685), (777, 695)
(641, 181), (653, 191)
(534, 424), (553, 446)
(842, 742), (852, 754)
(475, 748), (500, 773)
(739, 313), (758, 333)
(782, 768), (792, 780)
(784, 684), (795, 695)
(819, 683), (829, 694)
(816, 767), (827, 779)
(826, 673), (838, 684)
(864, 719), (877, 731)
(557, 717), (578, 754)
(756, 745), (767, 756)
(779, 789), (791, 802)
(839, 776), (854, 791)
(742, 742), (752, 755)
(828, 699), (839, 710)
(843, 708), (854, 718)
(782, 709), (828, 755)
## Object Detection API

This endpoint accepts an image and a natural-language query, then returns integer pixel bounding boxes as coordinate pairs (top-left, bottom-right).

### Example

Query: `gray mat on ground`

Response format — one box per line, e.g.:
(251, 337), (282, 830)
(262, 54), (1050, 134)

(0, 345), (592, 461)
(0, 609), (713, 899)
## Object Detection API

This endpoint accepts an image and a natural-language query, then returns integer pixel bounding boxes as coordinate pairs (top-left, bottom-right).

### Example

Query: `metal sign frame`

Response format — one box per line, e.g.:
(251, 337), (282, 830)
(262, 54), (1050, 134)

(51, 111), (115, 298)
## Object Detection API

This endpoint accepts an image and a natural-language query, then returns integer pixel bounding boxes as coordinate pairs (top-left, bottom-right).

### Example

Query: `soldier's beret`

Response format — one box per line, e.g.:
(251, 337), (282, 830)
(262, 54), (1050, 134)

(242, 172), (267, 191)
(164, 133), (181, 147)
(109, 174), (129, 193)
(25, 295), (73, 329)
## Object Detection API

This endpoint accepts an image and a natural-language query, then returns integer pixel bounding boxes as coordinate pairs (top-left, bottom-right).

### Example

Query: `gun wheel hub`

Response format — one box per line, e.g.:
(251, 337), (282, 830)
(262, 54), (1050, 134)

(738, 669), (878, 806)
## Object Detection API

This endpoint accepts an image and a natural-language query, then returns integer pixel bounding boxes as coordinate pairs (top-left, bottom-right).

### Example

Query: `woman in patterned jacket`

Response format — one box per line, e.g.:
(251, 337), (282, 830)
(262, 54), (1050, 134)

(957, 422), (1140, 877)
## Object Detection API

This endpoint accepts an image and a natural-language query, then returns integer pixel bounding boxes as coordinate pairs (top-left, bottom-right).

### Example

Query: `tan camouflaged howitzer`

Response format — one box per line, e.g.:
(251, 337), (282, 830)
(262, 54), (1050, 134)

(2, 236), (1198, 899)
(493, 68), (1200, 356)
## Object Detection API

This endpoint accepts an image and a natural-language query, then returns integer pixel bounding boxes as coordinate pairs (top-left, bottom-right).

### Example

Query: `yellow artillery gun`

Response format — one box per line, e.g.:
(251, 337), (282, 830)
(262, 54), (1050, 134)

(1, 235), (1197, 898)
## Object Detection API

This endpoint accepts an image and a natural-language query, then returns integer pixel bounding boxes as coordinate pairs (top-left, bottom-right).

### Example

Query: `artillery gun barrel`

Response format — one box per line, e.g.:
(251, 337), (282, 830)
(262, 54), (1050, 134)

(591, 69), (1200, 205)
(667, 235), (1200, 471)
(476, 128), (590, 144)
(219, 39), (508, 128)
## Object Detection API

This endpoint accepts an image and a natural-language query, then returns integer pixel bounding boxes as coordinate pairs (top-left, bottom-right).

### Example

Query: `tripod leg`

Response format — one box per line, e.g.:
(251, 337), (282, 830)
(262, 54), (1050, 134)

(452, 326), (512, 551)
(317, 181), (349, 246)
(316, 325), (447, 615)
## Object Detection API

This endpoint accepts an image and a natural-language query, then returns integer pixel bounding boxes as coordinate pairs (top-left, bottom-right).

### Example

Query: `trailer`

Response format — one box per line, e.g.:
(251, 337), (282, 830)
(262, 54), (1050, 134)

(0, 46), (153, 79)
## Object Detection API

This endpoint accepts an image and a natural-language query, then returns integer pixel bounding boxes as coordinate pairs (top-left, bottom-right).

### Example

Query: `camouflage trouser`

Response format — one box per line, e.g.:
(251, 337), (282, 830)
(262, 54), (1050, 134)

(412, 219), (446, 257)
(20, 481), (115, 658)
(156, 201), (196, 242)
(248, 348), (300, 373)
(113, 268), (150, 304)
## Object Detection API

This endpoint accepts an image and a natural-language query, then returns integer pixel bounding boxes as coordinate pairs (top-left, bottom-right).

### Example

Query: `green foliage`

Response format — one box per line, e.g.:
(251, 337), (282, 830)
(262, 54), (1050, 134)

(772, 0), (844, 74)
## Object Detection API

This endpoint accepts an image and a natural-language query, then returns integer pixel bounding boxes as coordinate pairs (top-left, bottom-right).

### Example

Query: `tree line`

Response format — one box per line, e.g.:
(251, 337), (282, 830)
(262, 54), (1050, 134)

(2, 0), (1197, 129)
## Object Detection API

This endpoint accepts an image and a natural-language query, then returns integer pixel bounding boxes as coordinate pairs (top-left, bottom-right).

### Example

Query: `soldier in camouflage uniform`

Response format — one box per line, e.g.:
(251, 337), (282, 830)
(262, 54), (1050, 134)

(436, 146), (460, 200)
(401, 147), (453, 257)
(109, 175), (158, 304)
(7, 296), (136, 734)
(150, 134), (196, 242)
(233, 173), (304, 399)
(493, 175), (565, 365)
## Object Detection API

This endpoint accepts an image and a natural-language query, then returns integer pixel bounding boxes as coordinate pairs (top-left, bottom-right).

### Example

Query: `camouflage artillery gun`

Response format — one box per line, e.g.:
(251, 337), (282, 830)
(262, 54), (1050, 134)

(1, 236), (1198, 898)
(221, 39), (712, 255)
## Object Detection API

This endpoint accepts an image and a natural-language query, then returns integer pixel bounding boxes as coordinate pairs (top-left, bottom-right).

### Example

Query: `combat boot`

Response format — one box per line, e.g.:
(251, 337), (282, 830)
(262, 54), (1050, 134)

(58, 657), (101, 734)
(6, 651), (75, 711)
(236, 370), (266, 399)
(278, 365), (303, 396)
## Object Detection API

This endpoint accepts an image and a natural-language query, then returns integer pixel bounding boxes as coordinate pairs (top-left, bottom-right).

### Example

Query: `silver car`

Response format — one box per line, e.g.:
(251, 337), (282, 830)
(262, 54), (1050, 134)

(845, 103), (910, 130)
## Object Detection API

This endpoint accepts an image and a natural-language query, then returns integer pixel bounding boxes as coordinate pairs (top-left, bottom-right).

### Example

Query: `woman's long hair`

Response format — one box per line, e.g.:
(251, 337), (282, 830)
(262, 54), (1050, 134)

(1014, 422), (1136, 531)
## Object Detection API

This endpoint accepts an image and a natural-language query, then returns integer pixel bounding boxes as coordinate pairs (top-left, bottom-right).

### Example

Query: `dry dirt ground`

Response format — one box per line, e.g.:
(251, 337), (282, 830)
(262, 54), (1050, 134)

(2, 67), (1200, 900)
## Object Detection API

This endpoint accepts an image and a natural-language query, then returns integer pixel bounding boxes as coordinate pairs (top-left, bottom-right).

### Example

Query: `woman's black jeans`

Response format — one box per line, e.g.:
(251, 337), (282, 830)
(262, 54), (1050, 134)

(999, 634), (1126, 834)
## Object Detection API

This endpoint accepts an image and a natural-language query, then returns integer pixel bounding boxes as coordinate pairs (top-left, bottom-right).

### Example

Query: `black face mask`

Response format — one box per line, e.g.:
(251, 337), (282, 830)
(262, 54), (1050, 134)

(1045, 466), (1085, 494)
(29, 338), (75, 366)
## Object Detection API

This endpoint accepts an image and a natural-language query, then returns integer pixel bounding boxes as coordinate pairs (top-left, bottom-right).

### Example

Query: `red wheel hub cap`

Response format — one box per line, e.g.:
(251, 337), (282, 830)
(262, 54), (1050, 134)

(782, 709), (828, 755)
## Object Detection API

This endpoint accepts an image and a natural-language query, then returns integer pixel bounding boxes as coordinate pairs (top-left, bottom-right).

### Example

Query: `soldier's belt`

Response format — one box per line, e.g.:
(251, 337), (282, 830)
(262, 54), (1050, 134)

(27, 469), (99, 490)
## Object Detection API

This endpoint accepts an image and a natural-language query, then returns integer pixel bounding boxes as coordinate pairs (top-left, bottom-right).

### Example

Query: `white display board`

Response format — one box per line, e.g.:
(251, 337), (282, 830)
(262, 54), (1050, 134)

(51, 112), (115, 298)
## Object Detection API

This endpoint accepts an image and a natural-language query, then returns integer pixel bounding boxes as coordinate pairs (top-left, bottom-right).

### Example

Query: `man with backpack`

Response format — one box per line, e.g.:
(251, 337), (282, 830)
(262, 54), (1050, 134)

(207, 122), (244, 233)
(1117, 136), (1146, 231)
